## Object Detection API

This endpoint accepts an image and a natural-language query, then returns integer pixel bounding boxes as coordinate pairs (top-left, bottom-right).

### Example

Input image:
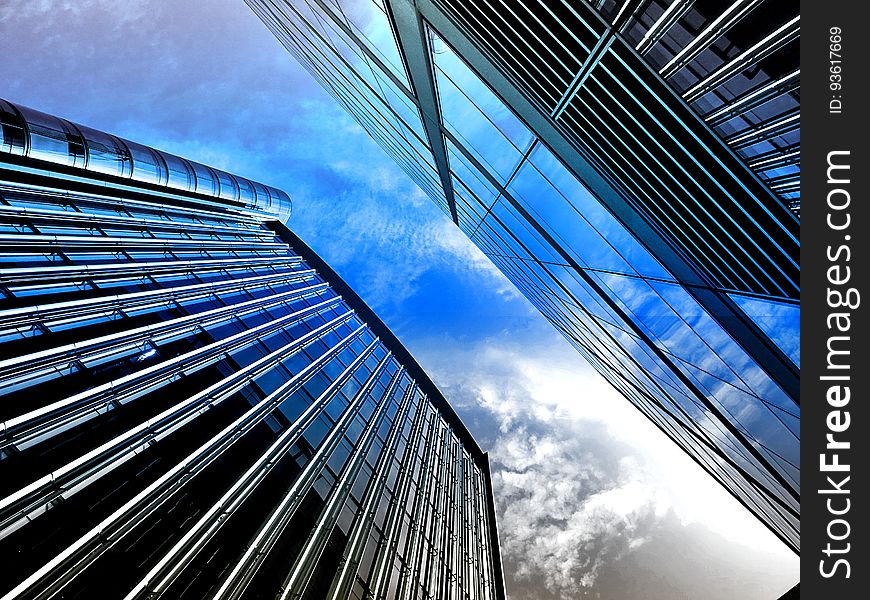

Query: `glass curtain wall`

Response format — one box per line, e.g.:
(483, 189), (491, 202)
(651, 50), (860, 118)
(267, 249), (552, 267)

(246, 0), (800, 553)
(0, 99), (503, 600)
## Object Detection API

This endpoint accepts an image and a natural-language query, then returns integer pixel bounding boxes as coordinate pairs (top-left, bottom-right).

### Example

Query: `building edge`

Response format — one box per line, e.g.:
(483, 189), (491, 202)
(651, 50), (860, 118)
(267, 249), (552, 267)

(0, 98), (292, 222)
(270, 220), (508, 600)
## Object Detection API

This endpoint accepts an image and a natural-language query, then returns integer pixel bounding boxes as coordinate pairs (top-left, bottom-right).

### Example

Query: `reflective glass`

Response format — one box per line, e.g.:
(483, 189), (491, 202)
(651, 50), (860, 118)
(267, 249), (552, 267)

(158, 151), (195, 191)
(303, 1), (390, 102)
(524, 144), (673, 279)
(215, 169), (240, 201)
(281, 7), (441, 206)
(446, 138), (499, 215)
(76, 124), (131, 177)
(315, 0), (410, 87)
(125, 140), (166, 185)
(237, 176), (255, 205)
(432, 30), (533, 183)
(729, 293), (800, 367)
(0, 99), (27, 155)
(16, 105), (75, 166)
(189, 161), (218, 196)
(242, 0), (801, 553)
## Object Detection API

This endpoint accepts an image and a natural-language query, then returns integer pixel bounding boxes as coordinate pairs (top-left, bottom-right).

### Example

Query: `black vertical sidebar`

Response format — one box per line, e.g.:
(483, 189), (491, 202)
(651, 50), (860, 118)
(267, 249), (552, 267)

(801, 0), (869, 598)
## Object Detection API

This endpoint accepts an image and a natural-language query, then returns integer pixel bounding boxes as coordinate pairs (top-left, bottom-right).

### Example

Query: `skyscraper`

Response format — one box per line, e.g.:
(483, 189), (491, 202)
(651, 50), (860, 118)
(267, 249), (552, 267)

(246, 0), (800, 552)
(0, 99), (505, 600)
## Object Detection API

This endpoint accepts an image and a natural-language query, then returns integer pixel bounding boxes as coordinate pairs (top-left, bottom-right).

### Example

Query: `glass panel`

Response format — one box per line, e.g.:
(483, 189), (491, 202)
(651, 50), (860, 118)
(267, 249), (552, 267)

(126, 139), (166, 185)
(0, 99), (27, 155)
(189, 161), (218, 196)
(77, 124), (131, 177)
(158, 151), (195, 191)
(520, 144), (673, 279)
(452, 179), (492, 234)
(304, 1), (387, 99)
(431, 29), (533, 184)
(479, 198), (561, 264)
(270, 187), (293, 214)
(729, 294), (800, 366)
(593, 273), (799, 475)
(16, 105), (78, 166)
(215, 169), (240, 201)
(236, 177), (255, 205)
(446, 138), (499, 214)
(316, 0), (410, 87)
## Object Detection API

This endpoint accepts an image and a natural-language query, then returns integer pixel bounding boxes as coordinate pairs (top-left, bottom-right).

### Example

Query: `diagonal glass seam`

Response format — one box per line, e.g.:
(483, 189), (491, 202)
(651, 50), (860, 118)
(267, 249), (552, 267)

(306, 0), (414, 97)
(432, 59), (531, 178)
(471, 204), (799, 531)
(550, 0), (647, 122)
(596, 58), (798, 298)
(385, 0), (459, 224)
(440, 0), (800, 282)
(419, 0), (799, 404)
(450, 129), (800, 487)
(551, 33), (615, 121)
(557, 106), (753, 292)
(419, 3), (702, 279)
(658, 343), (799, 422)
(466, 139), (537, 240)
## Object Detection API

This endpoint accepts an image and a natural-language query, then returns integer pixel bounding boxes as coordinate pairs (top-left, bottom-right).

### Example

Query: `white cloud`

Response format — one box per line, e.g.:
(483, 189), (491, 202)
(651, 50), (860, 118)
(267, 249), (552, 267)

(415, 328), (797, 597)
(495, 435), (669, 597)
(0, 1), (797, 596)
(290, 160), (521, 309)
(0, 0), (149, 25)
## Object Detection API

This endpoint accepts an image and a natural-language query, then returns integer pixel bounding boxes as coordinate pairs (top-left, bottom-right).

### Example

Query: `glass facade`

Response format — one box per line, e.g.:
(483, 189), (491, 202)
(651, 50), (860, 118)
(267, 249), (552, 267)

(247, 0), (800, 552)
(0, 100), (504, 600)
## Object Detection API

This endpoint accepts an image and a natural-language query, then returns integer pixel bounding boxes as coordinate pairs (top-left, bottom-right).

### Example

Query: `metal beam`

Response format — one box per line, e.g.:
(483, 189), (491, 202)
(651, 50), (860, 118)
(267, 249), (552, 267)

(704, 69), (800, 127)
(386, 0), (459, 224)
(636, 0), (696, 55)
(612, 0), (647, 32)
(725, 113), (800, 150)
(413, 0), (799, 404)
(660, 0), (766, 79)
(553, 0), (644, 119)
(683, 16), (800, 103)
(748, 146), (800, 171)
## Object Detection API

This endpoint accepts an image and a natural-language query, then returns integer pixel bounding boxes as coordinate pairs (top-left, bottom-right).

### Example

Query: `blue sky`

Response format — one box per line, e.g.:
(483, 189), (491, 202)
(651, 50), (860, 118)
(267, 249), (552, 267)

(0, 1), (797, 597)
